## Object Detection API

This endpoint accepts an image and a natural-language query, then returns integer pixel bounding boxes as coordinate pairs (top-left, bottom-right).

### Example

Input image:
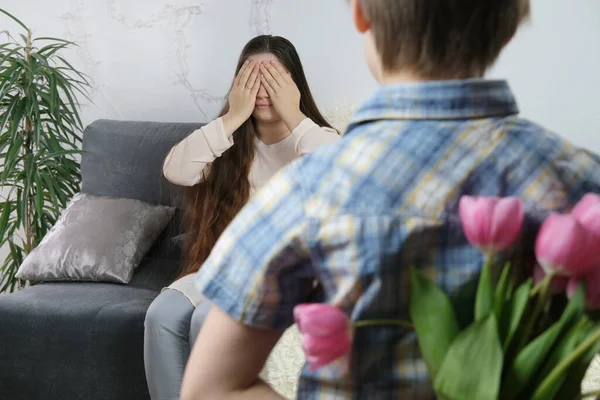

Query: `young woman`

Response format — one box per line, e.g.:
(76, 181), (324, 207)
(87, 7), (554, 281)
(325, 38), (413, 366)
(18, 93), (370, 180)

(143, 35), (339, 400)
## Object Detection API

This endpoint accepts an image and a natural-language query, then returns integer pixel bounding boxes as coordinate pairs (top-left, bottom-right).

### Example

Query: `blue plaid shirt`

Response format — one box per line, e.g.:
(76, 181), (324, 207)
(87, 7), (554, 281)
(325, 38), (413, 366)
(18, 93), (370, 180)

(195, 80), (600, 399)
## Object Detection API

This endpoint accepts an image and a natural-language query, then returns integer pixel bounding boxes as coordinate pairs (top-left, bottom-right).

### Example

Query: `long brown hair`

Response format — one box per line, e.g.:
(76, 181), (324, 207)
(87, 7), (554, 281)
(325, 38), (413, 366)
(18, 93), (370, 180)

(178, 35), (334, 279)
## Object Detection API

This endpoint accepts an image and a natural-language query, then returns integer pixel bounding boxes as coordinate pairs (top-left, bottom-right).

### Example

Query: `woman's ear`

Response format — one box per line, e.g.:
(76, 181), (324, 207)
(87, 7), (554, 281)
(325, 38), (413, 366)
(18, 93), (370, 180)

(351, 0), (371, 33)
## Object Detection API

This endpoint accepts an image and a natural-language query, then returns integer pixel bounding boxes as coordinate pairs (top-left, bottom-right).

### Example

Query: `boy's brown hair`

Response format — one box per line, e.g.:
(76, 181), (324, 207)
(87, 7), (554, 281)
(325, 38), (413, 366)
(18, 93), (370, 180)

(358, 0), (530, 78)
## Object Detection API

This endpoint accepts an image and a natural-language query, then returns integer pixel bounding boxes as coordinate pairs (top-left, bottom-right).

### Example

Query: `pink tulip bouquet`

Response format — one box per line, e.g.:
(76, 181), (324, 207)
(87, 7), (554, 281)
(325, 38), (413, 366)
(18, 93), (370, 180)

(293, 193), (600, 400)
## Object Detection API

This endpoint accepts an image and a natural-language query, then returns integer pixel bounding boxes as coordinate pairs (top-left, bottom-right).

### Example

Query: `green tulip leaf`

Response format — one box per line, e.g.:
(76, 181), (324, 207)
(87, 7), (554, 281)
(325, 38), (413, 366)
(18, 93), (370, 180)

(502, 279), (532, 351)
(409, 267), (460, 380)
(553, 323), (600, 399)
(558, 282), (586, 333)
(530, 317), (590, 400)
(501, 322), (562, 400)
(434, 315), (503, 400)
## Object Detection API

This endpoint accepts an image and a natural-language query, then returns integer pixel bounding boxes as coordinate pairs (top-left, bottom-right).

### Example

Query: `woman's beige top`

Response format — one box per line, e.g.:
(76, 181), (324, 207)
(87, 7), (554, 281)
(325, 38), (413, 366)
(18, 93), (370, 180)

(163, 117), (340, 193)
(163, 117), (339, 305)
(162, 117), (339, 399)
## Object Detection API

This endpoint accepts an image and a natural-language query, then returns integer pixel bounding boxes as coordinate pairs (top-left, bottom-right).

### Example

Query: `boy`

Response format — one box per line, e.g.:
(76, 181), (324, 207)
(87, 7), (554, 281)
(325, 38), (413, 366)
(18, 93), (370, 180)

(181, 0), (600, 398)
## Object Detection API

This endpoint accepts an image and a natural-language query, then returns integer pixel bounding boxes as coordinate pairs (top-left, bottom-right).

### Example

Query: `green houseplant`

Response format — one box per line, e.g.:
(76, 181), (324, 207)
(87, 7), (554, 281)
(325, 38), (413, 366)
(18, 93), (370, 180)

(0, 9), (90, 293)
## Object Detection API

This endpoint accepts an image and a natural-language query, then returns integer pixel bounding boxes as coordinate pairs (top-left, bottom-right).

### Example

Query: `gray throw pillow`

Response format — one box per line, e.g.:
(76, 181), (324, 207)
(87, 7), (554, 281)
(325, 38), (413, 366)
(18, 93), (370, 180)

(16, 193), (175, 284)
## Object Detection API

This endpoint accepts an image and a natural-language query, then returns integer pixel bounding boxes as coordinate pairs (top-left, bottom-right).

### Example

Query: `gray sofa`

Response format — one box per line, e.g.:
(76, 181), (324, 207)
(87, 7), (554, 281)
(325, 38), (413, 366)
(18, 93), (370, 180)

(0, 120), (202, 400)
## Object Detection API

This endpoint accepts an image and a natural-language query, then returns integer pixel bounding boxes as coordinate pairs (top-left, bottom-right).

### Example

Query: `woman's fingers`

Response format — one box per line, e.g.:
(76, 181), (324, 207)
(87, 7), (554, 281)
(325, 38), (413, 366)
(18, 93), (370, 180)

(264, 63), (286, 86)
(251, 72), (261, 95)
(238, 61), (256, 89)
(270, 60), (293, 84)
(234, 61), (250, 87)
(260, 73), (276, 96)
(246, 64), (260, 91)
(260, 64), (279, 91)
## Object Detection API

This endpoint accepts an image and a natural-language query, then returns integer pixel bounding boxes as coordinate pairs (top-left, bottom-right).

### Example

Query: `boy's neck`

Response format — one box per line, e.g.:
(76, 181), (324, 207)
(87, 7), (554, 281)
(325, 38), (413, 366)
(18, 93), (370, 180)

(380, 69), (482, 85)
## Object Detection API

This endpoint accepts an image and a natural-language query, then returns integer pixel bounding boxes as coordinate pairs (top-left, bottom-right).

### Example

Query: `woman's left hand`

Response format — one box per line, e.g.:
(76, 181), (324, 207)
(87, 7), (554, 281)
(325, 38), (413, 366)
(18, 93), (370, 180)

(260, 61), (306, 131)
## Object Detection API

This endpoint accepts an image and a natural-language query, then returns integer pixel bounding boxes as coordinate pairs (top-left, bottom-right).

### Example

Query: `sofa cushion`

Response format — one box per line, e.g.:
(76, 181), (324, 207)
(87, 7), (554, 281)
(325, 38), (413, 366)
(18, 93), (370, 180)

(16, 194), (175, 284)
(0, 282), (158, 400)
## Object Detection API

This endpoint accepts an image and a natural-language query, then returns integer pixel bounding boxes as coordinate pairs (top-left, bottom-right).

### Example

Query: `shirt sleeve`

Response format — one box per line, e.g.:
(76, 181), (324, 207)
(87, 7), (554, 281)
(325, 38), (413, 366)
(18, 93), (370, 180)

(291, 118), (340, 156)
(162, 117), (234, 186)
(194, 161), (314, 330)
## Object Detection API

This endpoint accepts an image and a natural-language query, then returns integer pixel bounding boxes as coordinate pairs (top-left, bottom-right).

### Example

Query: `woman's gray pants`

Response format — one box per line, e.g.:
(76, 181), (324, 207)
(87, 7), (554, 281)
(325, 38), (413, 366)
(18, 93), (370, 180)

(143, 288), (211, 400)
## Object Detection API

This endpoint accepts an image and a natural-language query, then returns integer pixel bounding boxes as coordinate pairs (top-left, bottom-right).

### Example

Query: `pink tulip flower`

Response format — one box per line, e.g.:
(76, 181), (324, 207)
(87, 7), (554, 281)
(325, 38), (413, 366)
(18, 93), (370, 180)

(294, 304), (351, 371)
(533, 263), (569, 294)
(535, 214), (600, 276)
(572, 193), (600, 238)
(567, 266), (600, 309)
(459, 196), (524, 252)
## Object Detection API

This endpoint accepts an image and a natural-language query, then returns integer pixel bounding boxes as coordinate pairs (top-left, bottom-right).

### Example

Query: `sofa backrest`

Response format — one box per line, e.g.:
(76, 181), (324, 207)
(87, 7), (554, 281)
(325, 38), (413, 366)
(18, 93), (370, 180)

(81, 119), (203, 206)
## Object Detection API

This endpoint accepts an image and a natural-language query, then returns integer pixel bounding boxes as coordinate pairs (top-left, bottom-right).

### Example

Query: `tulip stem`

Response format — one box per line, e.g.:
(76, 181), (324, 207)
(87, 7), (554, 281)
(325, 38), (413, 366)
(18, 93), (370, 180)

(530, 277), (551, 296)
(530, 283), (543, 296)
(538, 326), (600, 400)
(517, 273), (553, 351)
(353, 319), (413, 329)
(485, 252), (493, 276)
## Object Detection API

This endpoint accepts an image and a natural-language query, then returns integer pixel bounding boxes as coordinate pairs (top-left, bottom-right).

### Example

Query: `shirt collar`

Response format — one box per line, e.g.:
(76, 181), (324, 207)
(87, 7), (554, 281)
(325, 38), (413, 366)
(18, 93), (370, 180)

(347, 79), (519, 129)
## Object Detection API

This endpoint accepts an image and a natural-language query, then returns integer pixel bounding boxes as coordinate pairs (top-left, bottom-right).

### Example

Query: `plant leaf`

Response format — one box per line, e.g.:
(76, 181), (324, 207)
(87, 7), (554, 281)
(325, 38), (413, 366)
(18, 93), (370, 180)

(39, 172), (60, 214)
(34, 172), (44, 221)
(54, 74), (83, 128)
(409, 267), (460, 380)
(0, 200), (11, 240)
(14, 188), (22, 229)
(1, 239), (24, 292)
(57, 56), (89, 87)
(0, 23), (85, 293)
(31, 95), (41, 147)
(33, 37), (75, 44)
(0, 102), (16, 139)
(2, 134), (24, 181)
(30, 52), (49, 68)
(37, 149), (82, 164)
(36, 42), (70, 57)
(434, 315), (503, 400)
(49, 72), (58, 112)
(0, 46), (22, 70)
(475, 261), (494, 321)
(11, 96), (25, 131)
(0, 8), (29, 31)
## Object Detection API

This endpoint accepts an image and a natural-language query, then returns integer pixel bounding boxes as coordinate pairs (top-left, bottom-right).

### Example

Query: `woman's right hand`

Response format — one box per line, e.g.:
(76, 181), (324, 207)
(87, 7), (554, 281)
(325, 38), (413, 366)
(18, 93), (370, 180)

(222, 61), (260, 135)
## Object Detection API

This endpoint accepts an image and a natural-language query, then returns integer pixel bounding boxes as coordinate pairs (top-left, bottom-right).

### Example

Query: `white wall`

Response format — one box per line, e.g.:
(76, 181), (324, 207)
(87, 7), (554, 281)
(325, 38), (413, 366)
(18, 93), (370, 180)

(0, 0), (375, 127)
(489, 0), (600, 151)
(0, 0), (597, 149)
(1, 0), (600, 265)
